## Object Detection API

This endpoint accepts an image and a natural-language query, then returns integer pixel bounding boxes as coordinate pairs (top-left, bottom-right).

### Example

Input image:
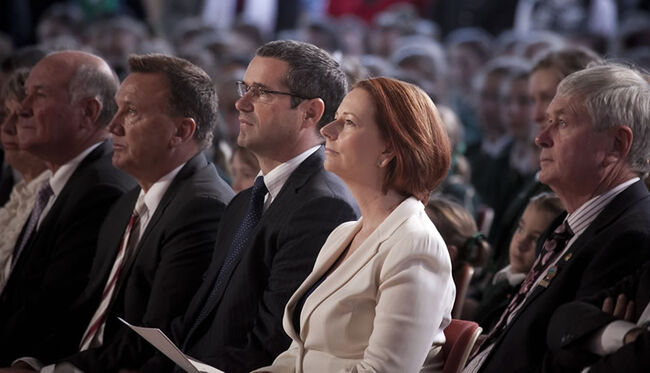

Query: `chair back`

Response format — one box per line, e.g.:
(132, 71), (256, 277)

(451, 264), (474, 319)
(442, 319), (482, 373)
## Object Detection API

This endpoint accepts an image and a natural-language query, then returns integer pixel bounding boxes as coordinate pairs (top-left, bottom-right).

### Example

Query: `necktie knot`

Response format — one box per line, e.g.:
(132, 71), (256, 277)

(36, 181), (54, 205)
(251, 176), (267, 205)
(547, 221), (574, 253)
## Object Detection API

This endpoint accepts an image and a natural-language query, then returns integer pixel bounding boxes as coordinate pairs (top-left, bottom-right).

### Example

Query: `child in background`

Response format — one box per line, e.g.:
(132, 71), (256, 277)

(426, 196), (489, 318)
(473, 192), (563, 330)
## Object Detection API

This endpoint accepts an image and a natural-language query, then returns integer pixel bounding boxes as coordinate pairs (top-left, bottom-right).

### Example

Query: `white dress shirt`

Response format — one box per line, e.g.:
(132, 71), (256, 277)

(260, 145), (320, 211)
(37, 142), (103, 229)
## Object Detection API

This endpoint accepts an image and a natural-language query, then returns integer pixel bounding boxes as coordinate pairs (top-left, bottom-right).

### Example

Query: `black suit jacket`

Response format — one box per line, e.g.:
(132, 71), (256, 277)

(546, 261), (650, 373)
(0, 141), (135, 366)
(142, 147), (359, 373)
(476, 180), (650, 373)
(59, 152), (234, 372)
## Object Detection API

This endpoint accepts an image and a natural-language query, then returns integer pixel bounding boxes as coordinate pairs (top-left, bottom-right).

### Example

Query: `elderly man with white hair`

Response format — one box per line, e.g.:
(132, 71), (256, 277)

(464, 63), (650, 373)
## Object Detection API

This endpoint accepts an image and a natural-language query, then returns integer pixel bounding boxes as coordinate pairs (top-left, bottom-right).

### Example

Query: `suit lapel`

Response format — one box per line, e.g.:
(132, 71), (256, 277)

(116, 154), (207, 293)
(296, 198), (419, 341)
(194, 149), (326, 323)
(37, 142), (111, 232)
(92, 190), (139, 291)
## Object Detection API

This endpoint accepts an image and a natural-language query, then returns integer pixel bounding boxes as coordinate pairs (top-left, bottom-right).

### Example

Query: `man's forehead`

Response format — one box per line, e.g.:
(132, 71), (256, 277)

(243, 56), (288, 87)
(26, 59), (71, 88)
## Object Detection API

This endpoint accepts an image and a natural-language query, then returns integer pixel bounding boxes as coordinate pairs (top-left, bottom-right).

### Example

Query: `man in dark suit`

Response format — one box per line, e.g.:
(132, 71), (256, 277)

(547, 261), (650, 372)
(4, 54), (235, 373)
(141, 40), (359, 373)
(0, 51), (135, 366)
(463, 63), (650, 373)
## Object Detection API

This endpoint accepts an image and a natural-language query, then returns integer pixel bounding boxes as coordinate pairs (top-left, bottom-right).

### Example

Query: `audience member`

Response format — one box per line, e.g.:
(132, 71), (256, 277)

(230, 145), (259, 193)
(467, 58), (518, 212)
(0, 51), (135, 365)
(9, 53), (235, 373)
(426, 195), (488, 318)
(485, 46), (602, 278)
(140, 40), (359, 373)
(474, 192), (563, 331)
(257, 76), (455, 372)
(426, 196), (489, 275)
(464, 63), (650, 373)
(0, 69), (49, 290)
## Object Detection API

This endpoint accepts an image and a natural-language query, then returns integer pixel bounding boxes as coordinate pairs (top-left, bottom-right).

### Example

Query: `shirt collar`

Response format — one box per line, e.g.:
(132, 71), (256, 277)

(566, 177), (640, 236)
(139, 162), (185, 218)
(260, 145), (320, 203)
(49, 142), (103, 196)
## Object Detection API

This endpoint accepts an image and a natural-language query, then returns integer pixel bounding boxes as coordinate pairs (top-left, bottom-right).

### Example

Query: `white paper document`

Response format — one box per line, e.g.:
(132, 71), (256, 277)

(118, 317), (224, 373)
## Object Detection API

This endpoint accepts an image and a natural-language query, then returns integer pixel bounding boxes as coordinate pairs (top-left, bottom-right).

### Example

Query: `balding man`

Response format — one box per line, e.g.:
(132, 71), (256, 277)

(8, 53), (235, 373)
(464, 63), (650, 373)
(0, 51), (135, 365)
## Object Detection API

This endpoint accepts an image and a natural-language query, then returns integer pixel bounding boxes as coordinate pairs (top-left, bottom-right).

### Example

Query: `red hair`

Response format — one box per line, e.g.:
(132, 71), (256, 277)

(354, 77), (451, 202)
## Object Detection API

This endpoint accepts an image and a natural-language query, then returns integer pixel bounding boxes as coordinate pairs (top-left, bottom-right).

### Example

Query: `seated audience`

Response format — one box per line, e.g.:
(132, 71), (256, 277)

(485, 46), (602, 279)
(7, 53), (235, 373)
(0, 50), (135, 366)
(464, 62), (650, 373)
(0, 69), (49, 290)
(140, 40), (359, 373)
(256, 77), (456, 372)
(473, 192), (563, 331)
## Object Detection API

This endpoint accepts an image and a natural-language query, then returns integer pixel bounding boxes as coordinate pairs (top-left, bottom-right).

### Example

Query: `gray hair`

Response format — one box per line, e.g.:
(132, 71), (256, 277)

(68, 63), (120, 127)
(557, 63), (650, 173)
(256, 40), (347, 128)
(127, 53), (218, 149)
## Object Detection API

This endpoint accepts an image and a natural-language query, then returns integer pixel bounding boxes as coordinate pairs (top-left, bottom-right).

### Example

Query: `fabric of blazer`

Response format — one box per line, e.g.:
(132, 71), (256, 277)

(0, 141), (136, 366)
(476, 180), (650, 373)
(257, 197), (455, 373)
(58, 152), (234, 372)
(141, 147), (359, 373)
(546, 261), (650, 373)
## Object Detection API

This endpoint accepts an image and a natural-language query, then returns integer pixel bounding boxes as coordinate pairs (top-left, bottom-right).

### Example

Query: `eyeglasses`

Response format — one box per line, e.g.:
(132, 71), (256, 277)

(235, 81), (310, 103)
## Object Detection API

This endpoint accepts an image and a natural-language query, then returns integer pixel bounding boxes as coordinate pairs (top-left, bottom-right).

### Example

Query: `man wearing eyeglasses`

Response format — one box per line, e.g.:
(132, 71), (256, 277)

(141, 40), (359, 373)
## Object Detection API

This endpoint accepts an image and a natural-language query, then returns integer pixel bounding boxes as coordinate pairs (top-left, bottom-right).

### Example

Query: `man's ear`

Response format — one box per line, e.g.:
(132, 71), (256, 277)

(608, 125), (633, 163)
(300, 98), (325, 130)
(80, 97), (102, 127)
(170, 117), (196, 147)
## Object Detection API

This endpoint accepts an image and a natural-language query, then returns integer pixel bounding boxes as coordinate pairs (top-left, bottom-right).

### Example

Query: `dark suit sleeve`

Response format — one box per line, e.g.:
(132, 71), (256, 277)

(0, 183), (125, 364)
(200, 196), (357, 372)
(65, 195), (226, 372)
(546, 262), (650, 373)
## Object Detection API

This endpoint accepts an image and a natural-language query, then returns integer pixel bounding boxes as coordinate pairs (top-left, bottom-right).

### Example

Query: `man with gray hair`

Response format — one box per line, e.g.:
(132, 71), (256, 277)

(464, 63), (650, 373)
(0, 51), (135, 365)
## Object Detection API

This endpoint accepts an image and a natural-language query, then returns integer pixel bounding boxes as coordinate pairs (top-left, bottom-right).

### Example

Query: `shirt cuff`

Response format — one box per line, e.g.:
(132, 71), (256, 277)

(590, 320), (637, 356)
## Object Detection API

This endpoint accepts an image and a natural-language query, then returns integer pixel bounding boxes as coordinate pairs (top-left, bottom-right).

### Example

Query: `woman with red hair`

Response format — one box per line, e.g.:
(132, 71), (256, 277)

(256, 77), (455, 372)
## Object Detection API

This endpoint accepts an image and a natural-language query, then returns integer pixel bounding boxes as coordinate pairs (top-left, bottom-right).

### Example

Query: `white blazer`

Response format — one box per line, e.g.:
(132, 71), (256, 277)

(255, 197), (455, 373)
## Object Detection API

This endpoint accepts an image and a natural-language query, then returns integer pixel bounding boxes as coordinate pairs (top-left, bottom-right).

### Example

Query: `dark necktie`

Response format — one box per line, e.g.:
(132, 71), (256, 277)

(182, 176), (267, 349)
(480, 220), (574, 351)
(12, 180), (54, 264)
